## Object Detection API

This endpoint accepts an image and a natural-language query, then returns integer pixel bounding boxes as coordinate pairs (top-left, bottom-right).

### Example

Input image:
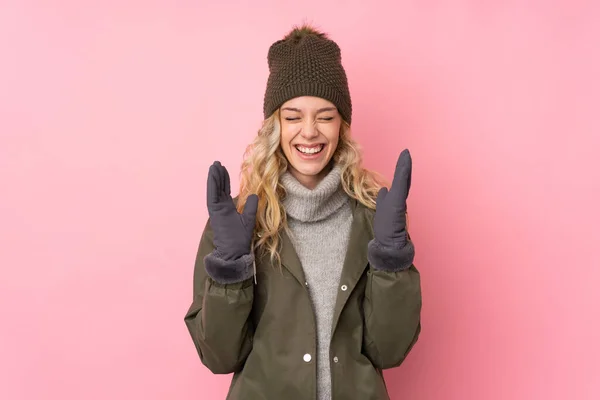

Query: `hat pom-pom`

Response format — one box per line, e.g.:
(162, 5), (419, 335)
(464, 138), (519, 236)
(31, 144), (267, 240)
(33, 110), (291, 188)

(284, 23), (329, 44)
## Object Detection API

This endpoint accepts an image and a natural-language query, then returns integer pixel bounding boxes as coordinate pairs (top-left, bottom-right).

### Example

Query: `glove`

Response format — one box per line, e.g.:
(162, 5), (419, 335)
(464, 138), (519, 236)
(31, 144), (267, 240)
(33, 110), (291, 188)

(206, 161), (258, 261)
(373, 149), (412, 249)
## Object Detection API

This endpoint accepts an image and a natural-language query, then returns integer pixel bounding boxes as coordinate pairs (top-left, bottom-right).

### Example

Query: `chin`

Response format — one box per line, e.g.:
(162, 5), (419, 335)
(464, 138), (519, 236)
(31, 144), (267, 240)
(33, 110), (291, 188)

(291, 161), (330, 177)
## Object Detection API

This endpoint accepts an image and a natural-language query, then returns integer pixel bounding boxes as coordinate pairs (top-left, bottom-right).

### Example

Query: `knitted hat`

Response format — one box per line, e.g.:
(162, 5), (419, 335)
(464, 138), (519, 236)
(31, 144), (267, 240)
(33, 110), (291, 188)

(263, 25), (352, 124)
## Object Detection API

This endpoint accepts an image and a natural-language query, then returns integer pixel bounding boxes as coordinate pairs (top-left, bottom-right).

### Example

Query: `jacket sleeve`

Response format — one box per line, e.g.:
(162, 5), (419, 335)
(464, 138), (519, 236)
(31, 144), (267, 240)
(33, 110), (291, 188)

(362, 235), (422, 370)
(184, 219), (255, 374)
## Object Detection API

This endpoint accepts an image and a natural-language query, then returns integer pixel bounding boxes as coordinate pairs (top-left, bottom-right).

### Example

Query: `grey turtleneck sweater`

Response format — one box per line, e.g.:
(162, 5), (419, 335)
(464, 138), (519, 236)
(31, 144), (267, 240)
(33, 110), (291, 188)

(280, 164), (352, 400)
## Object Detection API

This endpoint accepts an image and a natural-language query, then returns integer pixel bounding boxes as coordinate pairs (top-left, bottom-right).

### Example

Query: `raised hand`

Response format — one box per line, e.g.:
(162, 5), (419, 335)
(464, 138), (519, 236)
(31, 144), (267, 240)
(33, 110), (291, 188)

(373, 149), (412, 248)
(207, 161), (258, 260)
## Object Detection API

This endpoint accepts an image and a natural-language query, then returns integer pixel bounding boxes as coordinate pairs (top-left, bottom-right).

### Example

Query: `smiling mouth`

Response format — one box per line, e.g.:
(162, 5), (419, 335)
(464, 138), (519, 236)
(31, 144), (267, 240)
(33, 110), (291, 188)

(295, 144), (325, 154)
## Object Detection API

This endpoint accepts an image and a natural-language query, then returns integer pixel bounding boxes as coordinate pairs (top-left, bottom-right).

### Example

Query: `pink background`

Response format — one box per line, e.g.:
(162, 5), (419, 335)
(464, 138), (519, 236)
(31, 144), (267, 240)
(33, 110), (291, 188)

(1, 1), (599, 399)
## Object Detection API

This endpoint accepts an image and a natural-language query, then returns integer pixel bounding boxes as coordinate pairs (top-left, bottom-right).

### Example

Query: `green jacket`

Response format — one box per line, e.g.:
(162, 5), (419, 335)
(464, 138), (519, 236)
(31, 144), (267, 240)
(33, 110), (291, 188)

(184, 198), (422, 399)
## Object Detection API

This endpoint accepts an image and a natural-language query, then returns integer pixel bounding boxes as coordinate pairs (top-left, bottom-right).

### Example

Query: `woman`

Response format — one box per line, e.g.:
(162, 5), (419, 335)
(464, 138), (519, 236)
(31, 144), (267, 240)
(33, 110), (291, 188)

(184, 24), (422, 400)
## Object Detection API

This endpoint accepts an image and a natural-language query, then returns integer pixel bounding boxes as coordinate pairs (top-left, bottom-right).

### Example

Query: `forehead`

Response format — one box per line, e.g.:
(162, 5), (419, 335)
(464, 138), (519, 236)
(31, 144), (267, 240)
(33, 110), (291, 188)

(281, 96), (337, 111)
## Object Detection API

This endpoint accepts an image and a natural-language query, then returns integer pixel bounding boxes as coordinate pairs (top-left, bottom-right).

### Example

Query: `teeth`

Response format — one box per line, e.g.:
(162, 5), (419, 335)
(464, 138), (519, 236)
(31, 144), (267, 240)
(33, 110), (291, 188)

(296, 145), (324, 154)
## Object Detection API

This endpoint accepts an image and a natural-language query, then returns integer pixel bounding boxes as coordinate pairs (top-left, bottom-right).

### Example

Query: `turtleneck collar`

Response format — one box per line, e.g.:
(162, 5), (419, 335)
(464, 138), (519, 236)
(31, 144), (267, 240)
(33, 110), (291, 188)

(280, 164), (349, 223)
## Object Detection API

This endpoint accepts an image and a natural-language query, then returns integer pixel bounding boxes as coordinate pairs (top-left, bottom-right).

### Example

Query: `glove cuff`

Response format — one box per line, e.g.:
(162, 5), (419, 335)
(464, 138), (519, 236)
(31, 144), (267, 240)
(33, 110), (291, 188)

(204, 251), (255, 284)
(367, 239), (415, 272)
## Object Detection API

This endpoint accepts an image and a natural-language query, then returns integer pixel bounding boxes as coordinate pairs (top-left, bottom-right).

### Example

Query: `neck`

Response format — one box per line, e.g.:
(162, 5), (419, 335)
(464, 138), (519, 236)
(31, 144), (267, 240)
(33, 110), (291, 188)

(288, 164), (333, 189)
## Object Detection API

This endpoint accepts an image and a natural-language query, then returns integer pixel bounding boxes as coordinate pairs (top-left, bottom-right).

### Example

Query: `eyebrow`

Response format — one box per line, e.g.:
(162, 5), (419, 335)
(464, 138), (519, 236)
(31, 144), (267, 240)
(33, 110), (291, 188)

(281, 107), (337, 113)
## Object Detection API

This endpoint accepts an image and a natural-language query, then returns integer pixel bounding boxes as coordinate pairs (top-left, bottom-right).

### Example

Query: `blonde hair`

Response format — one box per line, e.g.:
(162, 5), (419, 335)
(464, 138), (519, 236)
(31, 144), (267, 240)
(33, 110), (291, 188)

(236, 110), (388, 268)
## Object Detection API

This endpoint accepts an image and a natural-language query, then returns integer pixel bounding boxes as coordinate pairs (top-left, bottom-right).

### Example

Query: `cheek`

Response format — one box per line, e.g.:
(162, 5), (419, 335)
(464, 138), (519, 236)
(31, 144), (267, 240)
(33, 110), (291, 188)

(280, 127), (292, 147)
(280, 127), (296, 158)
(325, 125), (341, 150)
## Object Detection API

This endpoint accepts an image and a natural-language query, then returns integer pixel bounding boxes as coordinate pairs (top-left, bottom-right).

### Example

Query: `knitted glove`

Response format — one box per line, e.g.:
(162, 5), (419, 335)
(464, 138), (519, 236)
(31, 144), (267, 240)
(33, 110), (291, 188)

(368, 149), (415, 271)
(204, 161), (258, 283)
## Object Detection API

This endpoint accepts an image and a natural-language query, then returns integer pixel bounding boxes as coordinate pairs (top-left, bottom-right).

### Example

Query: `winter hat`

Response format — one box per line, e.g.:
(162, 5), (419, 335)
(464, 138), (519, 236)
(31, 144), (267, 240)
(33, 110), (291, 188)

(263, 25), (352, 124)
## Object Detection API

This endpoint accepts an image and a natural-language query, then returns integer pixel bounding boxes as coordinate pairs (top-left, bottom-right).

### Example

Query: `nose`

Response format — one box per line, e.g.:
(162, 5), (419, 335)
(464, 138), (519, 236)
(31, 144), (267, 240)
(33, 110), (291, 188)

(300, 119), (319, 140)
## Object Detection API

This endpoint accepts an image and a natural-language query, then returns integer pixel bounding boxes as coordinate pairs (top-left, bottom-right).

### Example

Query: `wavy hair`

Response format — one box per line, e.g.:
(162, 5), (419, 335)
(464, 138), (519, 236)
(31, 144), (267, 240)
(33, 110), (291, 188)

(236, 110), (388, 268)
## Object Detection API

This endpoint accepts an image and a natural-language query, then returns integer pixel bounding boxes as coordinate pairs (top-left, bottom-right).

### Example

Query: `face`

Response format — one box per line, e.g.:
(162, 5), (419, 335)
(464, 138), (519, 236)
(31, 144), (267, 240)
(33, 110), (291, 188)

(279, 96), (342, 189)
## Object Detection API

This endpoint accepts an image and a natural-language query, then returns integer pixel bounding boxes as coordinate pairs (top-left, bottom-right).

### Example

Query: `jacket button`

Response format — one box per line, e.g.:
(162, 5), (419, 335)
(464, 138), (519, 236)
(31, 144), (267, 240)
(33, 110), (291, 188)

(341, 284), (348, 291)
(303, 353), (312, 362)
(333, 356), (339, 363)
(305, 281), (308, 286)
